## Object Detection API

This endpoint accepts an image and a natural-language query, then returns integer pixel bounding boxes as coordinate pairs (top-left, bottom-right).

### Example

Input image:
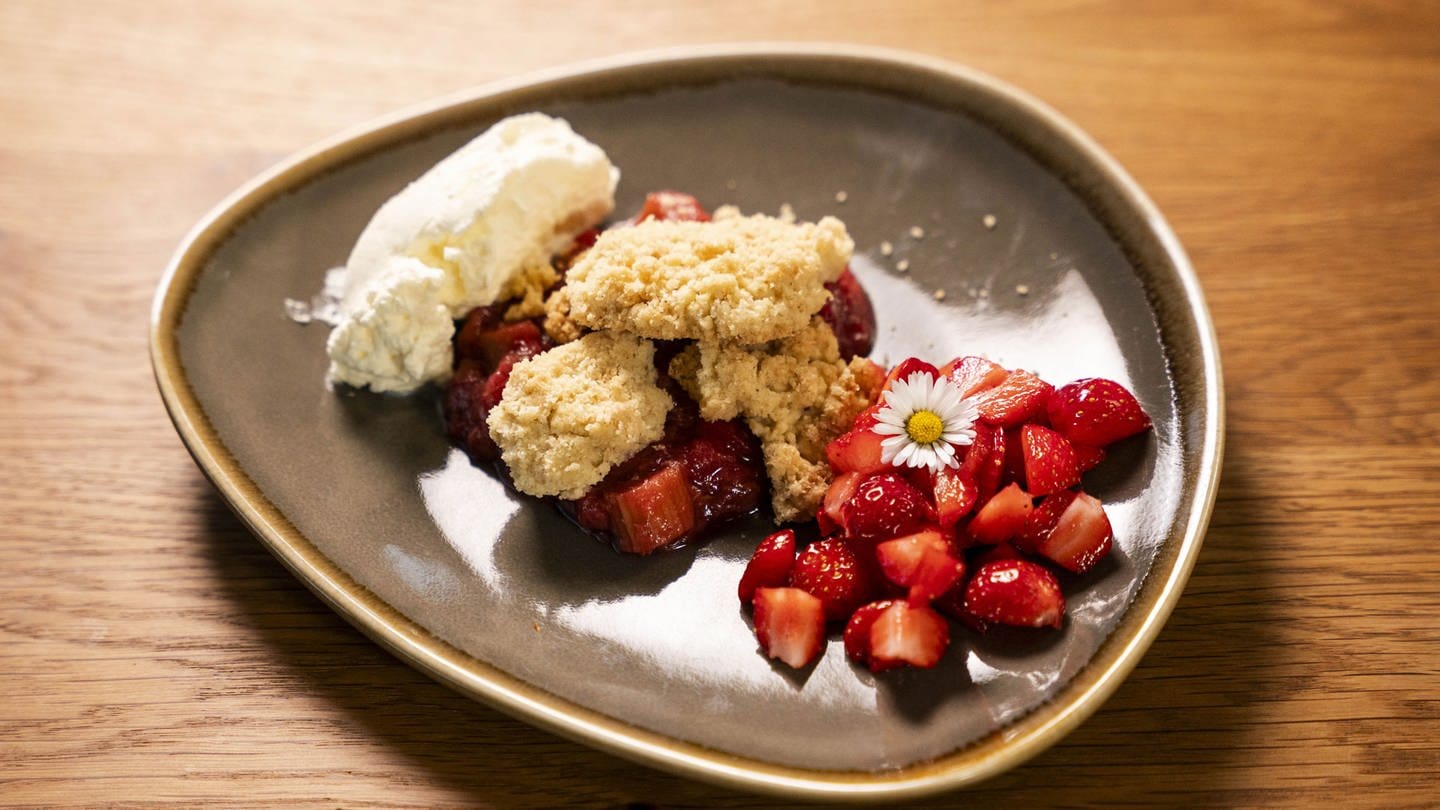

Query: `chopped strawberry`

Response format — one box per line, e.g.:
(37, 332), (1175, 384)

(876, 531), (965, 605)
(824, 427), (887, 474)
(973, 369), (1054, 427)
(631, 190), (711, 223)
(966, 481), (1034, 544)
(1035, 491), (1114, 573)
(932, 467), (978, 527)
(605, 462), (696, 555)
(880, 357), (939, 393)
(840, 473), (932, 543)
(1073, 443), (1107, 473)
(938, 355), (1009, 398)
(843, 600), (899, 669)
(1002, 426), (1027, 485)
(1016, 490), (1079, 553)
(848, 402), (886, 432)
(959, 423), (1006, 504)
(1046, 378), (1152, 447)
(964, 559), (1065, 630)
(751, 587), (825, 669)
(869, 601), (951, 669)
(1020, 424), (1081, 496)
(738, 529), (797, 604)
(819, 471), (863, 536)
(790, 537), (879, 622)
(972, 542), (1023, 568)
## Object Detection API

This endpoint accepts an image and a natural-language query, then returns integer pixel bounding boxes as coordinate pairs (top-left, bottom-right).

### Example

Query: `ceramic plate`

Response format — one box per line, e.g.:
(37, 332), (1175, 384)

(151, 45), (1223, 800)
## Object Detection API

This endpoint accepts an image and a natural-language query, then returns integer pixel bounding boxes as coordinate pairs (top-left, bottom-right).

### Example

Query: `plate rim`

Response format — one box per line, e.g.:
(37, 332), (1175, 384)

(149, 42), (1224, 800)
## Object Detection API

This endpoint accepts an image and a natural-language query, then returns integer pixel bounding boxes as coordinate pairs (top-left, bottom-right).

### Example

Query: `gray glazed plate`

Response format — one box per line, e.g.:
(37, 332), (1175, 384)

(151, 45), (1223, 800)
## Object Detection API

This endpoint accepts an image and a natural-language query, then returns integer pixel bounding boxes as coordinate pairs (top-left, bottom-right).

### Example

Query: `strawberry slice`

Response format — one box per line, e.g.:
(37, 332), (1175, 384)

(819, 471), (863, 536)
(1073, 443), (1107, 473)
(880, 357), (939, 393)
(1020, 424), (1081, 496)
(876, 532), (966, 606)
(959, 422), (1006, 504)
(869, 601), (951, 669)
(966, 481), (1034, 544)
(824, 427), (887, 474)
(964, 559), (1065, 630)
(973, 369), (1054, 427)
(1015, 489), (1079, 553)
(932, 467), (978, 527)
(738, 529), (797, 604)
(751, 587), (825, 669)
(972, 542), (1023, 568)
(939, 355), (1009, 398)
(841, 473), (932, 543)
(790, 537), (880, 622)
(843, 600), (899, 669)
(605, 462), (696, 555)
(1035, 491), (1114, 573)
(1046, 378), (1152, 447)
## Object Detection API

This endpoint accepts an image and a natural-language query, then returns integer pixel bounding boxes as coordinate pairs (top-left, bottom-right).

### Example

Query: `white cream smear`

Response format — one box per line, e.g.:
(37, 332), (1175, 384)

(325, 113), (618, 393)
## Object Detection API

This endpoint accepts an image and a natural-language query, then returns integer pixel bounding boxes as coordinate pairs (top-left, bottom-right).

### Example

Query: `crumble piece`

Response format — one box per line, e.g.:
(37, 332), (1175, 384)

(670, 317), (883, 523)
(540, 285), (583, 345)
(564, 213), (854, 344)
(487, 331), (672, 499)
(501, 261), (559, 322)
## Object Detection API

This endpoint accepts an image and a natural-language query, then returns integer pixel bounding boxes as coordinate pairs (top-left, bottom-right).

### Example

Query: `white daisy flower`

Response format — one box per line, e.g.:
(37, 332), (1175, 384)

(872, 370), (979, 472)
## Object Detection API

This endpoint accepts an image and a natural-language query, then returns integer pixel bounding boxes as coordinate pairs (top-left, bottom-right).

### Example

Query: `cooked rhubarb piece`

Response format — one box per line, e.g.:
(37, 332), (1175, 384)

(964, 559), (1065, 630)
(819, 268), (877, 360)
(1046, 378), (1152, 447)
(752, 587), (825, 669)
(604, 462), (696, 555)
(453, 304), (505, 366)
(471, 320), (547, 373)
(1020, 424), (1081, 496)
(441, 361), (499, 461)
(630, 190), (711, 223)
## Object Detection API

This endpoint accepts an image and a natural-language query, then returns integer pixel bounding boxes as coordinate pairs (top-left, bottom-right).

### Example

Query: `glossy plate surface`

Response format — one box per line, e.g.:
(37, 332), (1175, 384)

(151, 45), (1223, 800)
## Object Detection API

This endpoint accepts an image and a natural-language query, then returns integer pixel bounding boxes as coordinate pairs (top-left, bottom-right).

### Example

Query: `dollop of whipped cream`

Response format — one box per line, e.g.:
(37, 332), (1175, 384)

(326, 113), (618, 393)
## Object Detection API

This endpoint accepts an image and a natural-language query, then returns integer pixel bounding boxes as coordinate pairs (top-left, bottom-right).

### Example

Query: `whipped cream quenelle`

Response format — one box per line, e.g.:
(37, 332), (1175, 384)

(326, 113), (619, 392)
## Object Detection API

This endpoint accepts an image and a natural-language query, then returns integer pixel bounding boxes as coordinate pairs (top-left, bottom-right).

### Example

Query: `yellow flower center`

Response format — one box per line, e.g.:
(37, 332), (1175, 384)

(905, 410), (945, 445)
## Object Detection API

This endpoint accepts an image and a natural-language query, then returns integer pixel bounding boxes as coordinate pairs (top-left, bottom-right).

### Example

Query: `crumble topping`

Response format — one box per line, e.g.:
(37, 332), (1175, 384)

(563, 213), (854, 344)
(487, 331), (672, 499)
(670, 317), (884, 523)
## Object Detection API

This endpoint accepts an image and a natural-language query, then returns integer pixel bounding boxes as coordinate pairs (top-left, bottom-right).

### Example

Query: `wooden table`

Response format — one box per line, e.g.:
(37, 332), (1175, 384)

(5, 2), (1438, 805)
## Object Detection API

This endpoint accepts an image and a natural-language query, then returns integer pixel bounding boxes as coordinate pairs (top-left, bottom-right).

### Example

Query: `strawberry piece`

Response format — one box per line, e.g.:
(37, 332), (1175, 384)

(752, 587), (825, 669)
(824, 427), (888, 474)
(932, 467), (978, 527)
(881, 357), (939, 393)
(964, 559), (1065, 630)
(847, 402), (886, 432)
(1073, 443), (1107, 473)
(972, 542), (1023, 568)
(967, 481), (1034, 544)
(604, 462), (696, 555)
(819, 471), (863, 536)
(738, 529), (797, 604)
(819, 268), (877, 360)
(843, 600), (899, 669)
(840, 473), (932, 543)
(1002, 426), (1027, 485)
(973, 369), (1054, 427)
(631, 190), (711, 223)
(1016, 490), (1079, 553)
(869, 601), (951, 669)
(960, 423), (1006, 504)
(876, 532), (966, 605)
(1036, 491), (1114, 573)
(790, 537), (880, 622)
(1020, 424), (1081, 496)
(1046, 378), (1152, 447)
(939, 355), (1009, 398)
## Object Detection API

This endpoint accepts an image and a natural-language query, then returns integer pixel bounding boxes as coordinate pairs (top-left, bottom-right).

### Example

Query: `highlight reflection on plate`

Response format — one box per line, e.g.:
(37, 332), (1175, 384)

(151, 45), (1222, 800)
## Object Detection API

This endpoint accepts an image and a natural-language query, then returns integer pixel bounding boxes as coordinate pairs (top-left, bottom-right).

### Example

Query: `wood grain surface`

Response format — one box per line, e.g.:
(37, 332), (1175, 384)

(3, 1), (1438, 806)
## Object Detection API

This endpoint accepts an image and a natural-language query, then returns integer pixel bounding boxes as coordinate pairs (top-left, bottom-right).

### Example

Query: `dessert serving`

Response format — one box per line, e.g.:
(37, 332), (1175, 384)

(324, 112), (1152, 680)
